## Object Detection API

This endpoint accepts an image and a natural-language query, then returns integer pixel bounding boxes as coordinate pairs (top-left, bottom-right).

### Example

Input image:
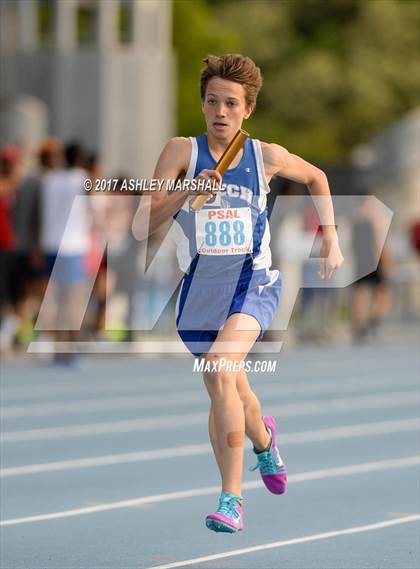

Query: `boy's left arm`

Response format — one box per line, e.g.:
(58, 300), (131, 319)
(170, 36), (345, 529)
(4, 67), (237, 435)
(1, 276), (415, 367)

(262, 143), (344, 279)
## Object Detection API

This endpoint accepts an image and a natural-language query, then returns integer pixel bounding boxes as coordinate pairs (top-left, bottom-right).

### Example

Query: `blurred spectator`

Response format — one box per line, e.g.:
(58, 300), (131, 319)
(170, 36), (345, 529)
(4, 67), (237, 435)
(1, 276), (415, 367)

(86, 152), (104, 185)
(0, 144), (23, 351)
(84, 152), (108, 334)
(297, 206), (340, 343)
(37, 141), (90, 363)
(351, 190), (393, 343)
(92, 177), (140, 340)
(11, 138), (63, 345)
(136, 224), (178, 334)
(409, 220), (420, 258)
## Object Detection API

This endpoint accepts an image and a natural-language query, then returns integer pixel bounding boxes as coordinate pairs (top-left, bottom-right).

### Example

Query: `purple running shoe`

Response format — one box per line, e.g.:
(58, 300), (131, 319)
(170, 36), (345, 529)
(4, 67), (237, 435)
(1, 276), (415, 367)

(249, 416), (287, 494)
(205, 491), (243, 533)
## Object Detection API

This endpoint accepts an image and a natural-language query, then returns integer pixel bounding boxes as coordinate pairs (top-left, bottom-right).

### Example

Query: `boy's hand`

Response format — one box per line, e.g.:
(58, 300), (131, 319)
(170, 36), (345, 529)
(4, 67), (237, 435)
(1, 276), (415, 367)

(189, 169), (222, 196)
(318, 233), (344, 279)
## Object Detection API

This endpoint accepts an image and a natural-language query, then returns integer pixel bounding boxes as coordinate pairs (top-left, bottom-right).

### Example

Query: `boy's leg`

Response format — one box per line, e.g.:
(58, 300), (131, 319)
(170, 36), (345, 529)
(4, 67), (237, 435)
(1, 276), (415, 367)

(236, 368), (272, 451)
(203, 313), (260, 497)
(208, 368), (271, 466)
(351, 282), (371, 339)
(208, 401), (223, 474)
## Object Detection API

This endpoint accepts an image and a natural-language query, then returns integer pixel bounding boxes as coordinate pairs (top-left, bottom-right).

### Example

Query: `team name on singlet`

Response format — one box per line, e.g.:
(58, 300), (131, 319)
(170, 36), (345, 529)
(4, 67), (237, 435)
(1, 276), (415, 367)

(203, 184), (253, 207)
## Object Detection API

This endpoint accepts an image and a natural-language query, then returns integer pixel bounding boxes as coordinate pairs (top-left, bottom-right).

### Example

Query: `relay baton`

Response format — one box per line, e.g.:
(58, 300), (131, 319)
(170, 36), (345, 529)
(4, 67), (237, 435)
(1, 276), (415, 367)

(191, 129), (249, 211)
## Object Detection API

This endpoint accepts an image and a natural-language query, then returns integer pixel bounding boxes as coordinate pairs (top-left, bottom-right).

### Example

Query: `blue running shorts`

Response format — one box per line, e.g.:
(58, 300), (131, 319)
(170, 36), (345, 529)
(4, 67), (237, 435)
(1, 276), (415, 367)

(176, 269), (282, 357)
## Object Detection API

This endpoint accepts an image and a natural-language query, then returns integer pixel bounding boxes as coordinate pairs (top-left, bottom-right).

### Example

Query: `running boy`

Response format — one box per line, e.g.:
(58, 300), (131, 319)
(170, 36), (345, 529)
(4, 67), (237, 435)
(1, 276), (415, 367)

(133, 54), (344, 533)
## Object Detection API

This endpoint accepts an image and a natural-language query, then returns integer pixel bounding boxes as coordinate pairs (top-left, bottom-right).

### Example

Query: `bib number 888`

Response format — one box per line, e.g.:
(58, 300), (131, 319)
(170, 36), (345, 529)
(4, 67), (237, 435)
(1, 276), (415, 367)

(204, 220), (246, 247)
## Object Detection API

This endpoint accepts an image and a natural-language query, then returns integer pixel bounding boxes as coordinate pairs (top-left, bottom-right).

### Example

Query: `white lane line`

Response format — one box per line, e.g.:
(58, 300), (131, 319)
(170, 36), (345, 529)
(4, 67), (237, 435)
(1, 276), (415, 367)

(1, 418), (419, 477)
(2, 391), (418, 443)
(145, 514), (420, 569)
(0, 444), (213, 477)
(23, 339), (271, 355)
(0, 412), (207, 443)
(281, 418), (419, 443)
(1, 390), (205, 418)
(1, 455), (418, 527)
(2, 376), (418, 419)
(1, 360), (415, 402)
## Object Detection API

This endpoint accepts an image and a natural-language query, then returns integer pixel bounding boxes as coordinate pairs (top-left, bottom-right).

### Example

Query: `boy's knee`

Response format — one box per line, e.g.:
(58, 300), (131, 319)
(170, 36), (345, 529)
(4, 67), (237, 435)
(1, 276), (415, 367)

(203, 355), (237, 396)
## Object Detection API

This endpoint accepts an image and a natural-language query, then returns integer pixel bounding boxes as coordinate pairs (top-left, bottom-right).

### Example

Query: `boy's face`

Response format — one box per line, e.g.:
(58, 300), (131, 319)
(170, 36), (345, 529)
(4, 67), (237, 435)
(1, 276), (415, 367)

(202, 77), (252, 141)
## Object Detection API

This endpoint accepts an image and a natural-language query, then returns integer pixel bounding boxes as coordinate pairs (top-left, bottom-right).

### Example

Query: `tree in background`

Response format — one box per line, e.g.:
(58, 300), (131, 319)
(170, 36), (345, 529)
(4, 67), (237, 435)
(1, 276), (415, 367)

(174, 0), (420, 162)
(172, 0), (239, 138)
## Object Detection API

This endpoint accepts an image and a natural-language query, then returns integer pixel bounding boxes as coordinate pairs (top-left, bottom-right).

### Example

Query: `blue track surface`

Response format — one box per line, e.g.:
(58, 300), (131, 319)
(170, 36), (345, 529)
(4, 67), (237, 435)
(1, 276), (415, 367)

(1, 341), (419, 568)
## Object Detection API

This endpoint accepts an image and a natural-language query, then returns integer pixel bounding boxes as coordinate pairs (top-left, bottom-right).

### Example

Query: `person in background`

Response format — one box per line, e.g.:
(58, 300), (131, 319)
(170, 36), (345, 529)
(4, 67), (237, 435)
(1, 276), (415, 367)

(0, 144), (23, 351)
(351, 190), (393, 343)
(38, 141), (90, 363)
(94, 177), (140, 340)
(84, 152), (109, 335)
(409, 219), (420, 259)
(12, 138), (62, 345)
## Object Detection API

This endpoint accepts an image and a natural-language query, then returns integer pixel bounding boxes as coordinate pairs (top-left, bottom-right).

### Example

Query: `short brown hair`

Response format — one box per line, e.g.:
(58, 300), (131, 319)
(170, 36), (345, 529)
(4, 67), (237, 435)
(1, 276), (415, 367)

(200, 54), (263, 108)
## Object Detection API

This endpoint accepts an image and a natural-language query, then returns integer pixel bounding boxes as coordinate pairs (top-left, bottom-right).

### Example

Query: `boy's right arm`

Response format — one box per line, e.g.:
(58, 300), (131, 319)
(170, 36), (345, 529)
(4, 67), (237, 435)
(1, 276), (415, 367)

(132, 137), (221, 241)
(132, 137), (190, 241)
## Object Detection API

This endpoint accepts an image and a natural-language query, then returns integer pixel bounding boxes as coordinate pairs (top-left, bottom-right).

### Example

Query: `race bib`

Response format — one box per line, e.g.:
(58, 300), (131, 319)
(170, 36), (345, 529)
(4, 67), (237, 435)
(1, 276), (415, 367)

(196, 207), (253, 255)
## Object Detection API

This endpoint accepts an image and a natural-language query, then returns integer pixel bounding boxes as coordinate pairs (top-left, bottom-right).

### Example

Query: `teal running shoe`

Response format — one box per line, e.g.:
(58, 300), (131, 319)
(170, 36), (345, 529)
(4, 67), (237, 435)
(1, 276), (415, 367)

(205, 491), (243, 533)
